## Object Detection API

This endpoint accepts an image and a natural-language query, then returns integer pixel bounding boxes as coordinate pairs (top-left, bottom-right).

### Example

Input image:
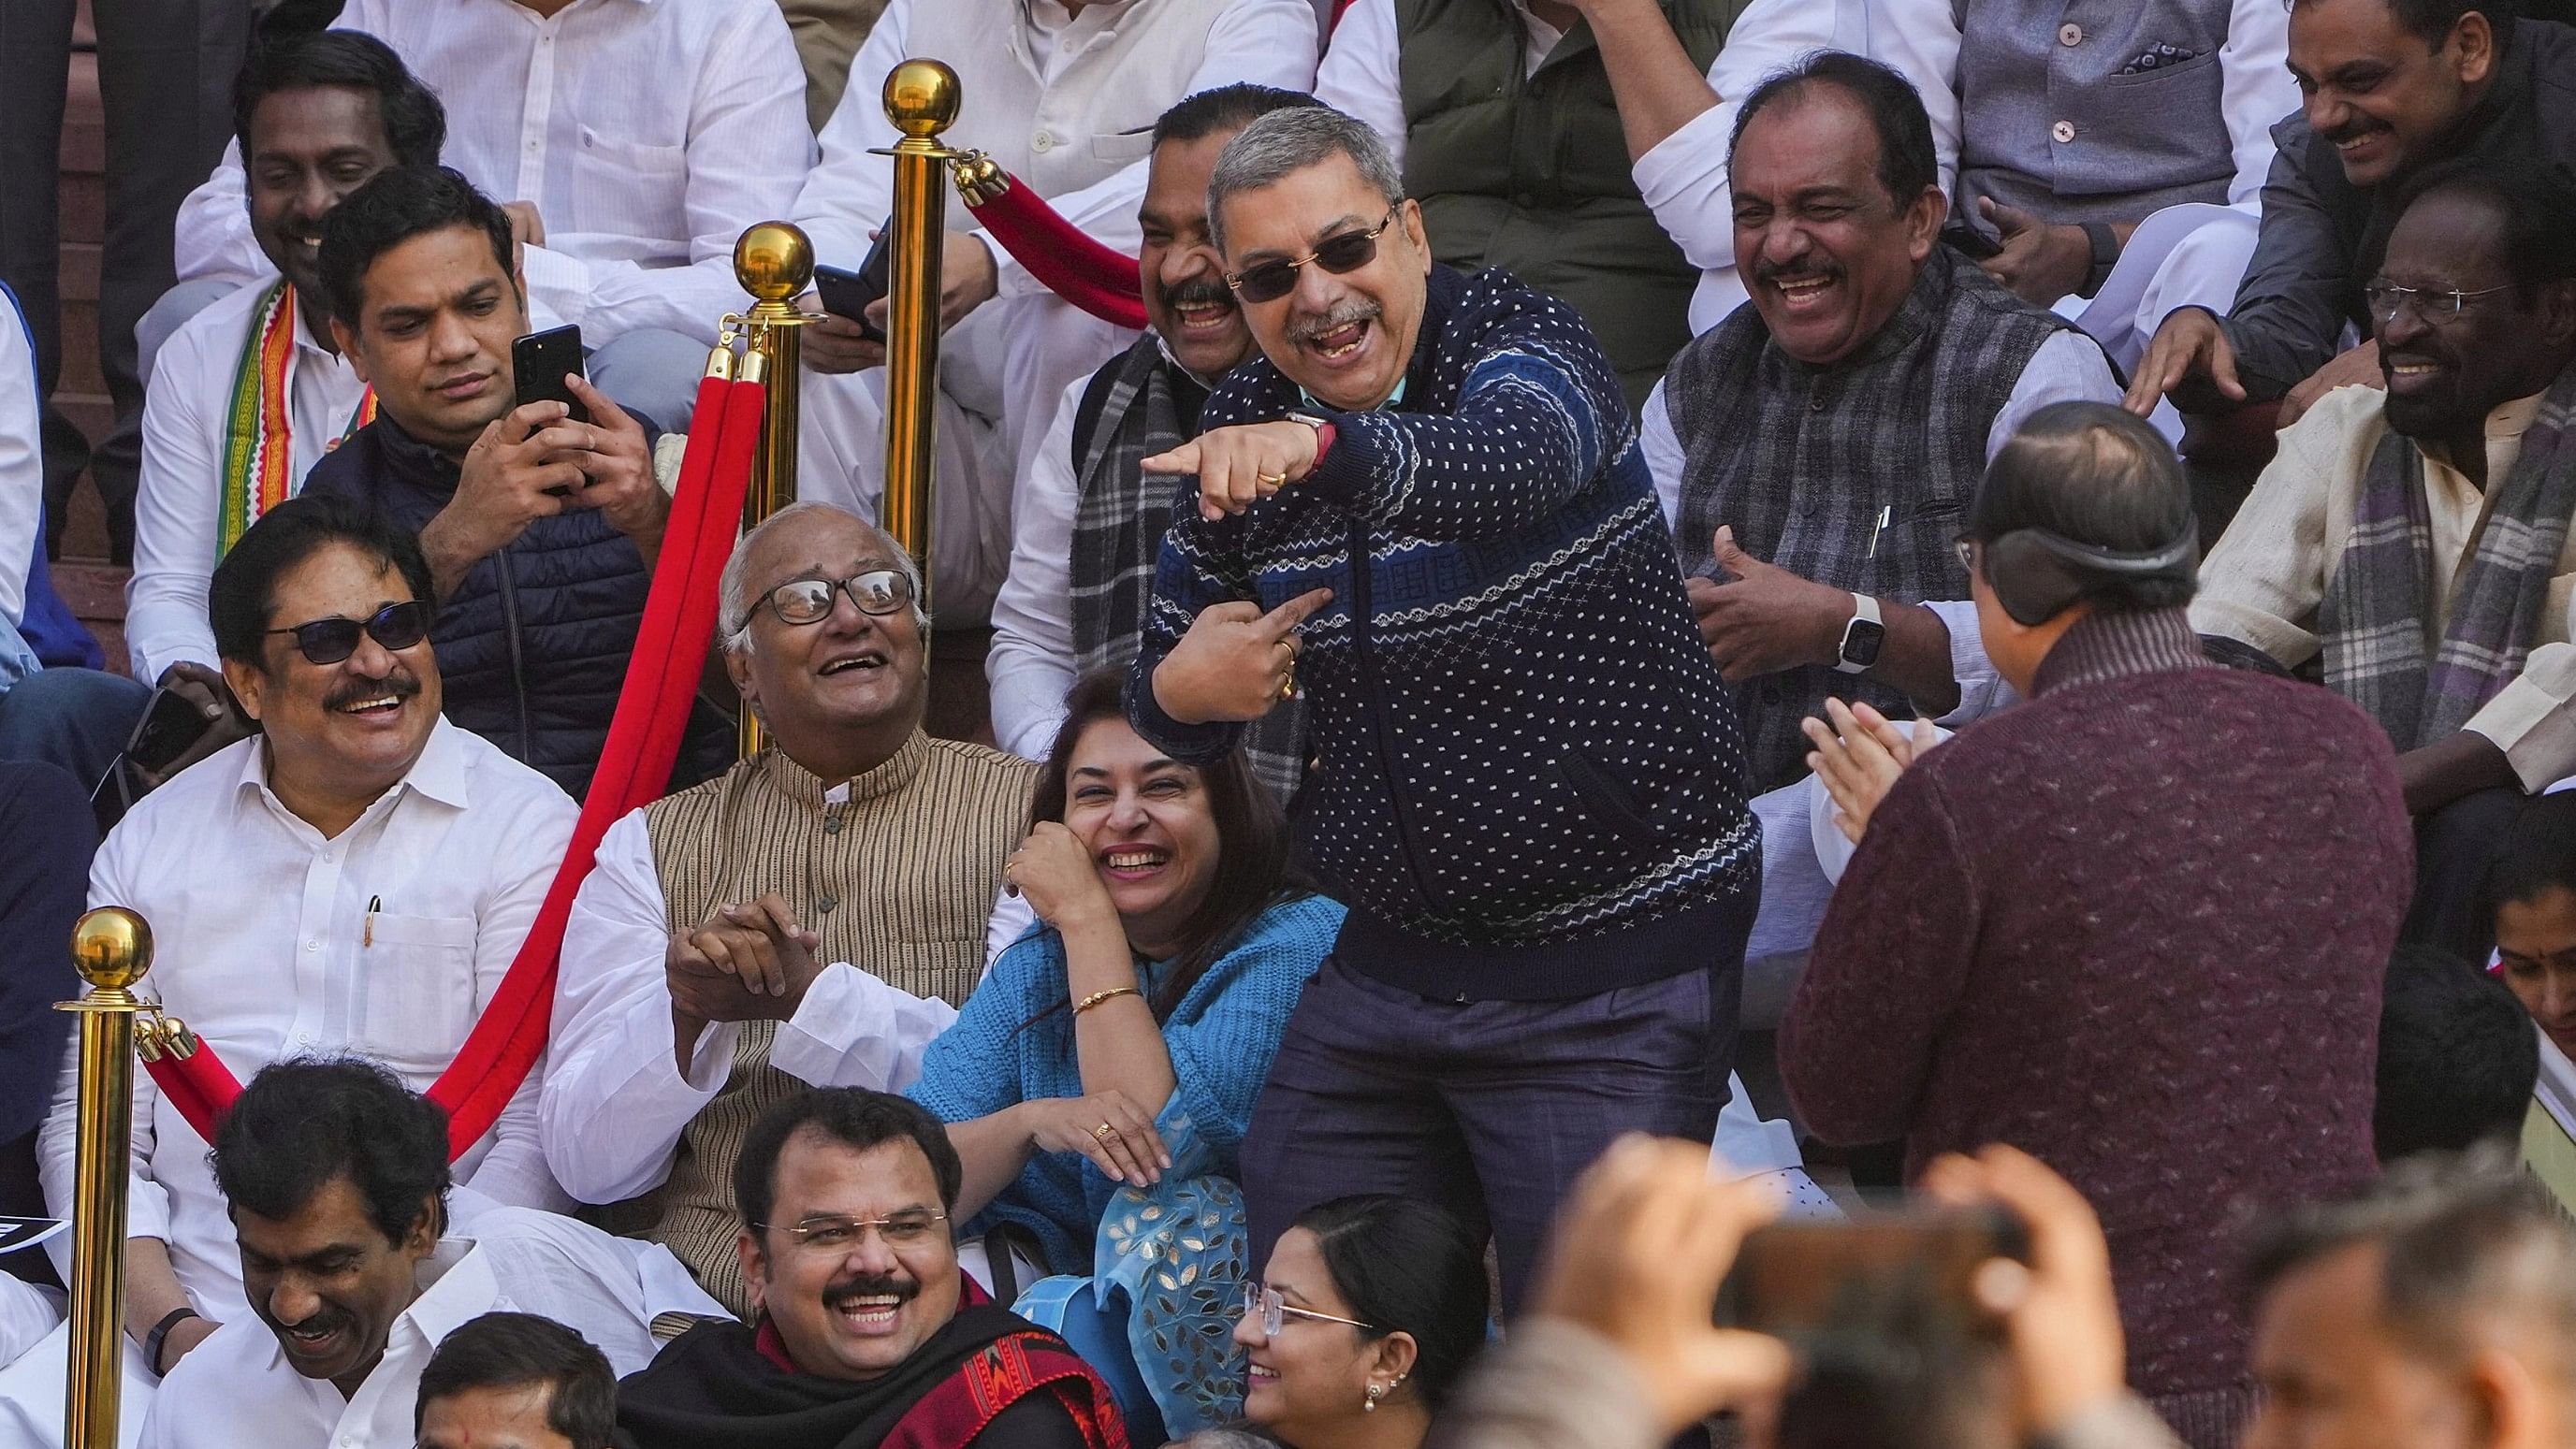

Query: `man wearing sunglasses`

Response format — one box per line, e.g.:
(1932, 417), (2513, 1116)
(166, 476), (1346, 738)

(545, 501), (1035, 1317)
(1, 495), (581, 1441)
(1124, 106), (1760, 1312)
(2195, 163), (2576, 957)
(297, 165), (734, 800)
(616, 1089), (1119, 1449)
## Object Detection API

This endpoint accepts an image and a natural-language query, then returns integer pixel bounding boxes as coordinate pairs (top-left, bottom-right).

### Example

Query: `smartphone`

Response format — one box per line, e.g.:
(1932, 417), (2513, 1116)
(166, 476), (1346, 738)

(1940, 222), (2004, 262)
(123, 686), (219, 776)
(1713, 1205), (2028, 1336)
(511, 324), (590, 423)
(814, 223), (895, 341)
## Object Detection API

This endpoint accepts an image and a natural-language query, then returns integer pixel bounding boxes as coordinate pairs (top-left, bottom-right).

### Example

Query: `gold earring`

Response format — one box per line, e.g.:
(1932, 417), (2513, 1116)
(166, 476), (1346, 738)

(1363, 1384), (1384, 1413)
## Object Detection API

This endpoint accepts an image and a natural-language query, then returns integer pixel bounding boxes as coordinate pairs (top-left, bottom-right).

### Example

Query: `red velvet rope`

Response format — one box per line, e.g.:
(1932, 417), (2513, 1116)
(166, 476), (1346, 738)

(964, 182), (1150, 332)
(140, 372), (764, 1155)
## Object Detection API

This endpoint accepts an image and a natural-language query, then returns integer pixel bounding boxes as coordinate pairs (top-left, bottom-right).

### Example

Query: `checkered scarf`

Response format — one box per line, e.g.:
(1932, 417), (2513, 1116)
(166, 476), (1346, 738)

(2320, 374), (2576, 748)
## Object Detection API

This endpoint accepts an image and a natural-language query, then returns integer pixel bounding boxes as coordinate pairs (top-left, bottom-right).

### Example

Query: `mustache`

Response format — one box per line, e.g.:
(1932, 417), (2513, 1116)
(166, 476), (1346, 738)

(1161, 276), (1234, 312)
(2322, 116), (2390, 146)
(1288, 298), (1380, 342)
(263, 1304), (352, 1341)
(826, 1271), (919, 1304)
(323, 668), (423, 713)
(1753, 254), (1841, 286)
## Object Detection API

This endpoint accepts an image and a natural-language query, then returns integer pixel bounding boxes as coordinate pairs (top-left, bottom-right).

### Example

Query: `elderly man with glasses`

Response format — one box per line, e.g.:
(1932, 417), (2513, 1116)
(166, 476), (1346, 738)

(2194, 162), (2576, 958)
(543, 501), (1037, 1317)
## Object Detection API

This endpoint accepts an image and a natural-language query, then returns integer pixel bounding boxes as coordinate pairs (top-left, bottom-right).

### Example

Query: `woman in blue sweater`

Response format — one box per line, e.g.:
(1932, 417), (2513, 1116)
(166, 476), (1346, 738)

(908, 668), (1343, 1433)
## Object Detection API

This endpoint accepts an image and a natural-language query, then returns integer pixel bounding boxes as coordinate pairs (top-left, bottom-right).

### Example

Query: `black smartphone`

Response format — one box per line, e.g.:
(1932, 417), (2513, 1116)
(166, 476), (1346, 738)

(1941, 222), (2004, 262)
(511, 324), (590, 423)
(124, 686), (218, 776)
(814, 223), (895, 341)
(1713, 1204), (2029, 1336)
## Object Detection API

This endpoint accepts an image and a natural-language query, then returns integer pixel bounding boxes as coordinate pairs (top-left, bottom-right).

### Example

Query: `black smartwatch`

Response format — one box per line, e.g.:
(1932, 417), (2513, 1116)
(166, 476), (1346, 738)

(1834, 594), (1885, 674)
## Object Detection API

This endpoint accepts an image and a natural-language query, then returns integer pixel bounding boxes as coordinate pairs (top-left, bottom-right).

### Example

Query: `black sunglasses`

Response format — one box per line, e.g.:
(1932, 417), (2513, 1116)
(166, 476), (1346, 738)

(1226, 206), (1402, 305)
(264, 601), (433, 666)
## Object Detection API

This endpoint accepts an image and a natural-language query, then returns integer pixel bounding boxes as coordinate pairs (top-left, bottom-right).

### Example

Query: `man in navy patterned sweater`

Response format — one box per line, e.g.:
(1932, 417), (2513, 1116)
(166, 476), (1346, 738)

(1123, 105), (1760, 1306)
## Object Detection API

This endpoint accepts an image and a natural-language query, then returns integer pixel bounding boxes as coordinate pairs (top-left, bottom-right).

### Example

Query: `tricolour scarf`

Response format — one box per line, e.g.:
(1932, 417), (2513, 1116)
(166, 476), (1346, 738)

(2321, 371), (2576, 748)
(218, 280), (372, 556)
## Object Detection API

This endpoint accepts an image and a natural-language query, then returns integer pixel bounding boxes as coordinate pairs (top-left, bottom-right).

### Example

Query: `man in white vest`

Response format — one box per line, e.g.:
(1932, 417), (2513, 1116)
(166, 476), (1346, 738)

(789, 0), (1321, 618)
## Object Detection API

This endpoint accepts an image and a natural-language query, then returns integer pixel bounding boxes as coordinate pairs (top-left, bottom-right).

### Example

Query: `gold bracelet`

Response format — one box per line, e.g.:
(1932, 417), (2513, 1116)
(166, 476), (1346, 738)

(1072, 986), (1142, 1016)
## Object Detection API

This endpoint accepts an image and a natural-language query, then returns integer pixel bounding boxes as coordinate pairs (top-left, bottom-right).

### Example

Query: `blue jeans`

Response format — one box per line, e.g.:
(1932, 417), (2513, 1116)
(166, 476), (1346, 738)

(0, 667), (151, 803)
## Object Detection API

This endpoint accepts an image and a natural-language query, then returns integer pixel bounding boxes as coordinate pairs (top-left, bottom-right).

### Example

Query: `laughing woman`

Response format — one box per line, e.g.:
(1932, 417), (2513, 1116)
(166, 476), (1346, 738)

(907, 668), (1344, 1435)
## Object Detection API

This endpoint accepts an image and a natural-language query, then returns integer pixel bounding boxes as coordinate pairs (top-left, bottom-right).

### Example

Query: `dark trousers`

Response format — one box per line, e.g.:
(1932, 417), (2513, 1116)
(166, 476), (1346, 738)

(1242, 954), (1738, 1313)
(0, 762), (92, 1287)
(0, 0), (250, 559)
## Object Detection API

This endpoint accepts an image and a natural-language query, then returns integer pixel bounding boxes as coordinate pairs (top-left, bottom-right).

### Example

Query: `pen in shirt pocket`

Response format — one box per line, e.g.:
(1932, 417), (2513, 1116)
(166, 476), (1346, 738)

(365, 895), (381, 949)
(1865, 505), (1893, 560)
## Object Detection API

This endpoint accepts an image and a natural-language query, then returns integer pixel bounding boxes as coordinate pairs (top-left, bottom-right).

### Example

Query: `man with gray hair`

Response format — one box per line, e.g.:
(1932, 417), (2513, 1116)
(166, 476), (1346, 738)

(1127, 104), (1760, 1307)
(540, 500), (1035, 1314)
(2238, 1147), (2576, 1449)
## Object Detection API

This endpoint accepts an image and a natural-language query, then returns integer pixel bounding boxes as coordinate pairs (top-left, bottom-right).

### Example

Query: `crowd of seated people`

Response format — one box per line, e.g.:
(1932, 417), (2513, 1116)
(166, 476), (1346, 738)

(7, 1), (2576, 1447)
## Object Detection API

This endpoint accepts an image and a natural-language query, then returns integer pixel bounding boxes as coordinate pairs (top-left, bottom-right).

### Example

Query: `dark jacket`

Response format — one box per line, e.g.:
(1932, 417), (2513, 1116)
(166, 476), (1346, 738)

(301, 416), (732, 798)
(1782, 608), (2409, 1445)
(2221, 18), (2576, 400)
(1126, 266), (1760, 1000)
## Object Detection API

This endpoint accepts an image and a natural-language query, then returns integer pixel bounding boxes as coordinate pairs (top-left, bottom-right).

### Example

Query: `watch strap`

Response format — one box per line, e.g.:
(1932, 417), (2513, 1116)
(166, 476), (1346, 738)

(145, 1305), (202, 1376)
(1834, 592), (1884, 674)
(2077, 222), (2119, 299)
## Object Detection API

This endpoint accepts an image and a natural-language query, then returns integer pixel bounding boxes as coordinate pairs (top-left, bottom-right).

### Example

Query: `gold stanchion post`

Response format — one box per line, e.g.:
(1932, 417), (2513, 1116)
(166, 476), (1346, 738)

(729, 221), (815, 759)
(59, 907), (174, 1449)
(879, 59), (959, 616)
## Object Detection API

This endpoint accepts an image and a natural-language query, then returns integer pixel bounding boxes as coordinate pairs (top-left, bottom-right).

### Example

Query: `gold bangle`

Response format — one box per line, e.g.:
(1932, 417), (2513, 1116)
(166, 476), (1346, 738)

(1072, 986), (1142, 1016)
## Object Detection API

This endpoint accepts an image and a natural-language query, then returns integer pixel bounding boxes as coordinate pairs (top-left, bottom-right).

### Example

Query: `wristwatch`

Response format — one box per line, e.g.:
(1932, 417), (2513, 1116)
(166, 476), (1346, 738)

(2077, 221), (2120, 299)
(1834, 593), (1885, 674)
(1282, 410), (1335, 463)
(145, 1305), (201, 1377)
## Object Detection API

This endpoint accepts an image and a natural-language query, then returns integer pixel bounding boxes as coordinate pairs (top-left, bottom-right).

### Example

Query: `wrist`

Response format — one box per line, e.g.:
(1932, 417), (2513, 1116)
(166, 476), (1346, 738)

(1150, 660), (1211, 728)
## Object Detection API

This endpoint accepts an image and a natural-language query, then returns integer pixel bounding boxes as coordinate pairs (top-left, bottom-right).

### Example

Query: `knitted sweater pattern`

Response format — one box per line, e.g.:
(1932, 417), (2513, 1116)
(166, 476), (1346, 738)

(1126, 266), (1758, 970)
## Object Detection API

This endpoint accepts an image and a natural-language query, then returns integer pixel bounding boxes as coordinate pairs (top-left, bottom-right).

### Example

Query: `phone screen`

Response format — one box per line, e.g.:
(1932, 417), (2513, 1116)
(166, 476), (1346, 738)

(1715, 1206), (2027, 1337)
(511, 325), (590, 423)
(124, 688), (216, 775)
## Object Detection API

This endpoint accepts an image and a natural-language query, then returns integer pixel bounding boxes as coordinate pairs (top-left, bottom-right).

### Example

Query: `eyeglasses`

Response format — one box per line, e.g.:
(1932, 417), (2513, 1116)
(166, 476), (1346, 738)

(1239, 1282), (1377, 1338)
(756, 1210), (949, 1253)
(263, 601), (433, 666)
(2361, 281), (2513, 324)
(1226, 207), (1403, 305)
(741, 570), (917, 631)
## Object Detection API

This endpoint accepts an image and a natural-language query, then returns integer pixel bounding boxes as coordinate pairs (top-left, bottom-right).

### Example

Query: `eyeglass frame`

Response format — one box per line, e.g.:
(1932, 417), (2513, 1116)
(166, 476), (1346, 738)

(1238, 1280), (1380, 1338)
(2361, 280), (2515, 325)
(261, 600), (435, 666)
(1225, 206), (1404, 304)
(734, 569), (919, 635)
(751, 1209), (951, 1253)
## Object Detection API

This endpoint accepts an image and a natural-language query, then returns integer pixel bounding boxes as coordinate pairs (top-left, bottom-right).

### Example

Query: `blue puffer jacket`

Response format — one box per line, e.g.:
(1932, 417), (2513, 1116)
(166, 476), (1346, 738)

(301, 417), (732, 799)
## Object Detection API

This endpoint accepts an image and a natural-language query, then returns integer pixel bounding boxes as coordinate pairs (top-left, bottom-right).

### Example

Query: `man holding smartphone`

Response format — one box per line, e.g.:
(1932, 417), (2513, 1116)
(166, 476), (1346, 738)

(297, 164), (733, 797)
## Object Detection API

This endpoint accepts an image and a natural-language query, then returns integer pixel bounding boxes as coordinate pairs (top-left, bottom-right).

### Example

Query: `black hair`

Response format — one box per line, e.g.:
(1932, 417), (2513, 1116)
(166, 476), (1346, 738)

(1288, 1196), (1488, 1412)
(232, 29), (445, 171)
(1152, 84), (1326, 149)
(2481, 792), (2576, 928)
(1027, 669), (1305, 1021)
(1968, 400), (2199, 613)
(318, 164), (517, 329)
(1729, 51), (1939, 210)
(2375, 943), (2539, 1162)
(211, 1057), (451, 1244)
(2319, 0), (2521, 54)
(2384, 159), (2576, 305)
(209, 492), (436, 667)
(734, 1089), (964, 1237)
(415, 1311), (616, 1447)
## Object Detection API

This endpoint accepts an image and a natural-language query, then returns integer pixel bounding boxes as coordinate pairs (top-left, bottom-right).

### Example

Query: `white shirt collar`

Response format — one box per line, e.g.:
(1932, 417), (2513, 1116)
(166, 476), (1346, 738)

(236, 716), (475, 818)
(244, 1236), (495, 1379)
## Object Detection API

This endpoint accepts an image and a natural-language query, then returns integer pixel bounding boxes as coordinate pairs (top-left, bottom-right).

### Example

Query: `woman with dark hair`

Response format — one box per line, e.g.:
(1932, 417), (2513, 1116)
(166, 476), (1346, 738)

(907, 667), (1344, 1433)
(1235, 1195), (1487, 1449)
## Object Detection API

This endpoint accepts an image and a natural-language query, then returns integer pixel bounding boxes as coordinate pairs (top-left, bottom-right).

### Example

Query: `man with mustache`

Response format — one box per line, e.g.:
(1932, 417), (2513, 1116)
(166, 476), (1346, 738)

(2193, 163), (2576, 956)
(140, 1059), (678, 1449)
(296, 165), (733, 799)
(614, 1089), (1124, 1449)
(2125, 0), (2576, 425)
(1125, 105), (1761, 1309)
(988, 83), (1322, 795)
(0, 494), (587, 1446)
(117, 31), (446, 793)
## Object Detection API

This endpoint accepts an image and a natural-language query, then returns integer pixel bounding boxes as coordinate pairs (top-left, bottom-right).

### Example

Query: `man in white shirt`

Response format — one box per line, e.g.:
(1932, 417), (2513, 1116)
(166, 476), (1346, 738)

(160, 0), (814, 438)
(543, 502), (1033, 1314)
(1315, 0), (1843, 398)
(0, 493), (580, 1449)
(986, 84), (1317, 785)
(2193, 165), (2576, 957)
(124, 32), (445, 770)
(142, 1058), (690, 1449)
(1872, 0), (2297, 442)
(790, 0), (1319, 617)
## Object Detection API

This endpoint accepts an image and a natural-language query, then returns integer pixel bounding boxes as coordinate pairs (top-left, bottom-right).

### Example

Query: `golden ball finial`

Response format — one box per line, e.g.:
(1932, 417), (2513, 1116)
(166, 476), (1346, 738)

(733, 222), (814, 305)
(70, 907), (153, 993)
(883, 60), (961, 140)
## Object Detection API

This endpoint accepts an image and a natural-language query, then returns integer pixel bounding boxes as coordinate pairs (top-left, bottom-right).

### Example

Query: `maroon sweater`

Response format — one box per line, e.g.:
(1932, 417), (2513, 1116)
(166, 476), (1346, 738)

(1781, 608), (2410, 1447)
